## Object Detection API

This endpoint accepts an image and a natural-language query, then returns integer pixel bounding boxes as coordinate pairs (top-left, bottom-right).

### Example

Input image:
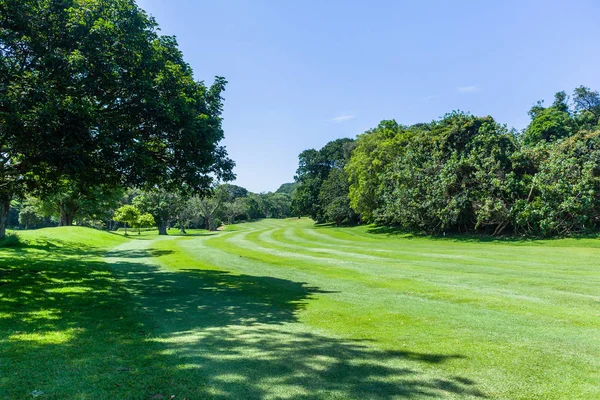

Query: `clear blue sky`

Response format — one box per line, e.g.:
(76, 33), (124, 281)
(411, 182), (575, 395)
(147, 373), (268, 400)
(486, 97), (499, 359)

(137, 0), (600, 193)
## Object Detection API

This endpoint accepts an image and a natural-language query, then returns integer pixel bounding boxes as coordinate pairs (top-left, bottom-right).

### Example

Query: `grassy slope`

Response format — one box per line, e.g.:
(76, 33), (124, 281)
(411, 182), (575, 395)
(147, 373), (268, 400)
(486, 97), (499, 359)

(1, 221), (599, 399)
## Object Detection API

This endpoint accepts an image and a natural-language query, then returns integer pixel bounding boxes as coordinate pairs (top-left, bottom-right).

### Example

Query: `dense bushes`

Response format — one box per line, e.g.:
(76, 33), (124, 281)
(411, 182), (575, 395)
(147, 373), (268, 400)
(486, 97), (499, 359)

(294, 87), (600, 236)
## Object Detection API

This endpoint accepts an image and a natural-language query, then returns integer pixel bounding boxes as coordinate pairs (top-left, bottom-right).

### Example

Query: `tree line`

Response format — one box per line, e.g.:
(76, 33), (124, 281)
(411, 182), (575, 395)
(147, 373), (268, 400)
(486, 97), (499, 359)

(292, 87), (600, 237)
(7, 183), (295, 234)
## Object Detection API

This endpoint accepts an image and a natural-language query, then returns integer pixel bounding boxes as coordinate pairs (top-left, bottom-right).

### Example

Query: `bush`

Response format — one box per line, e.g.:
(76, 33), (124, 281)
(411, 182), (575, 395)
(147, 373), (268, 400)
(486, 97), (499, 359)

(0, 233), (22, 248)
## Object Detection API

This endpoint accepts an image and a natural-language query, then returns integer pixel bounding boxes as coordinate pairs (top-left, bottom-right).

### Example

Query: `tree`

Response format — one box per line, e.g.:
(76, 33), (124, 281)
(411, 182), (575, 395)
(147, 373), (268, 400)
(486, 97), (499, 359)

(133, 190), (182, 235)
(0, 0), (234, 238)
(275, 182), (298, 196)
(113, 205), (140, 236)
(318, 169), (357, 225)
(513, 131), (600, 236)
(18, 205), (42, 229)
(292, 138), (355, 222)
(134, 213), (156, 235)
(221, 198), (249, 224)
(197, 186), (231, 231)
(361, 113), (520, 234)
(346, 120), (411, 223)
(573, 86), (600, 127)
(33, 181), (123, 227)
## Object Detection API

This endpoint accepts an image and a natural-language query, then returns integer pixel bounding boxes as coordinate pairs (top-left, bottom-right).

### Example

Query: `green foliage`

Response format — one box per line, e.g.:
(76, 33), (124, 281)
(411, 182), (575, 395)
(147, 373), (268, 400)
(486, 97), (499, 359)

(0, 232), (21, 247)
(318, 169), (357, 225)
(133, 190), (182, 235)
(296, 87), (600, 236)
(275, 182), (298, 195)
(373, 113), (520, 234)
(573, 86), (600, 128)
(0, 0), (233, 237)
(136, 213), (156, 229)
(346, 120), (412, 222)
(292, 138), (355, 222)
(18, 205), (42, 229)
(513, 131), (600, 236)
(523, 107), (575, 145)
(113, 205), (140, 235)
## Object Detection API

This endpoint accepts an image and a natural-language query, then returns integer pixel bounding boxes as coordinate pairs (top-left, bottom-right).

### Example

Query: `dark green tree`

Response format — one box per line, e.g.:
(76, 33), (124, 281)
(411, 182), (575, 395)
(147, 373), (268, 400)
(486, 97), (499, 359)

(292, 138), (355, 222)
(0, 0), (233, 238)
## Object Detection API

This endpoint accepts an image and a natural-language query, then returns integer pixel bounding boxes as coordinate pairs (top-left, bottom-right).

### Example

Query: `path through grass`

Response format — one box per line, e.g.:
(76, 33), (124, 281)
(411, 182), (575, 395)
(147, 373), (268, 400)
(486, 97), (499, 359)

(1, 219), (599, 399)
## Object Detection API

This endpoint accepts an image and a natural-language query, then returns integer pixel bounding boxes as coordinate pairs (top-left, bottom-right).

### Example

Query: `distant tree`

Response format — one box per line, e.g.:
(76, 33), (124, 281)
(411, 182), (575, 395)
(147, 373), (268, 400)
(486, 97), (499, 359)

(221, 198), (248, 224)
(573, 86), (600, 126)
(18, 205), (42, 229)
(134, 213), (156, 235)
(197, 186), (231, 231)
(113, 205), (140, 236)
(318, 169), (357, 225)
(293, 138), (355, 222)
(346, 120), (410, 223)
(133, 190), (182, 235)
(34, 182), (123, 227)
(275, 182), (298, 195)
(523, 97), (575, 145)
(267, 193), (292, 218)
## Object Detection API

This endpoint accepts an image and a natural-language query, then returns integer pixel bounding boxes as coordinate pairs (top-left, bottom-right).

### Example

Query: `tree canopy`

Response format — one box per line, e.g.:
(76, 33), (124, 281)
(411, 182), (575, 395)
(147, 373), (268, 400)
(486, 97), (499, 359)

(0, 0), (233, 237)
(294, 87), (600, 237)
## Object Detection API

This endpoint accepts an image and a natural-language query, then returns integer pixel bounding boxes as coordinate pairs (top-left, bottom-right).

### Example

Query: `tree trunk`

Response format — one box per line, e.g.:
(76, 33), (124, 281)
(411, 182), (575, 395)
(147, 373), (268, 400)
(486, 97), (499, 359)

(0, 192), (10, 240)
(57, 197), (79, 226)
(204, 215), (216, 231)
(178, 215), (186, 234)
(157, 220), (168, 235)
(60, 211), (74, 226)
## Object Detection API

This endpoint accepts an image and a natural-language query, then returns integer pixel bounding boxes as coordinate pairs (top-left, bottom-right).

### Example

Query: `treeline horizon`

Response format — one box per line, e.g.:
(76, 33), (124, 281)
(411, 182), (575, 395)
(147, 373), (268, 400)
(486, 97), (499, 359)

(291, 86), (600, 237)
(9, 182), (297, 233)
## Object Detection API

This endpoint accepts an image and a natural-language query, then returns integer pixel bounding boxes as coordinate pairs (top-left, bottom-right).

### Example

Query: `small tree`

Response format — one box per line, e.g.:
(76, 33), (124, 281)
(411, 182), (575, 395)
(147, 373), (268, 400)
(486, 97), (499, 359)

(18, 205), (42, 229)
(113, 205), (140, 236)
(135, 213), (156, 235)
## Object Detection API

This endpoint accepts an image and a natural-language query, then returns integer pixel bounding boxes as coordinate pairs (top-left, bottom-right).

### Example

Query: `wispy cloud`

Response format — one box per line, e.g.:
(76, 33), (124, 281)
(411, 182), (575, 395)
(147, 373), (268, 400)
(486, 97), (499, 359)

(330, 114), (356, 123)
(456, 85), (480, 93)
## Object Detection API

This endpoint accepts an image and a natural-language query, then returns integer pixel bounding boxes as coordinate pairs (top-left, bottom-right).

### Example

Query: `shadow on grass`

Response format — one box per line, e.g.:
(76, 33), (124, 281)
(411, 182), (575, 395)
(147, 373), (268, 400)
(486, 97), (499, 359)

(361, 225), (540, 244)
(0, 239), (486, 399)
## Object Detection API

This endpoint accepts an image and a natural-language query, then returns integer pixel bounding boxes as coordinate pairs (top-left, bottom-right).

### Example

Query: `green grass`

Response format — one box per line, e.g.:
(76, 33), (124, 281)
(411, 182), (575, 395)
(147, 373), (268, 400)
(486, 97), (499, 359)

(1, 220), (599, 399)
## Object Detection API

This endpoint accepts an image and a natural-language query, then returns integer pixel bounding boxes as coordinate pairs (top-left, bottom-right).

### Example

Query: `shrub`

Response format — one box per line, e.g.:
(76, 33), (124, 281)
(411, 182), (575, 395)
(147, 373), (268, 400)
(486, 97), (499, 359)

(0, 233), (22, 248)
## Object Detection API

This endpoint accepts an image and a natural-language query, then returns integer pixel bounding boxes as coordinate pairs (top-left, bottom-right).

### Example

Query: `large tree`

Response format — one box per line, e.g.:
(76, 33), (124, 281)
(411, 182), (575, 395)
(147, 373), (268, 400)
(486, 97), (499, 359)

(0, 0), (233, 238)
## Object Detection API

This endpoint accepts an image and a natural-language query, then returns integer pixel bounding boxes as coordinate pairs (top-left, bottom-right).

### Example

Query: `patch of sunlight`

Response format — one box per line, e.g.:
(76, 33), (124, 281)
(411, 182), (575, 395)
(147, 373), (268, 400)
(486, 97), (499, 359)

(9, 327), (82, 344)
(46, 286), (92, 294)
(176, 363), (201, 370)
(305, 355), (337, 371)
(0, 312), (13, 319)
(214, 373), (247, 383)
(49, 278), (85, 284)
(91, 271), (112, 277)
(266, 384), (310, 399)
(22, 310), (61, 322)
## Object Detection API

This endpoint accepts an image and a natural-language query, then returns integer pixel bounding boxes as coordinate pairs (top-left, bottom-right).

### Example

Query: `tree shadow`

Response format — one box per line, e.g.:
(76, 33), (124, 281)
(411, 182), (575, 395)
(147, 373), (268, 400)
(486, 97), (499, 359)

(0, 238), (487, 399)
(364, 225), (541, 244)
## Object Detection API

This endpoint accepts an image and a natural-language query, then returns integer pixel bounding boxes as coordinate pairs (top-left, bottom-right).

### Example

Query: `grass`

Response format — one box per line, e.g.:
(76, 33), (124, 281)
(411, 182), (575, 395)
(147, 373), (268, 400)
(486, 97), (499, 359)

(1, 220), (599, 399)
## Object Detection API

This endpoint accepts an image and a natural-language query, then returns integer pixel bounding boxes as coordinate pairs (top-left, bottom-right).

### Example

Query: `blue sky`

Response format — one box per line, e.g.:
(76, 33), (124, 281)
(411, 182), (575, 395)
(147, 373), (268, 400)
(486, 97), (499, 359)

(137, 0), (600, 193)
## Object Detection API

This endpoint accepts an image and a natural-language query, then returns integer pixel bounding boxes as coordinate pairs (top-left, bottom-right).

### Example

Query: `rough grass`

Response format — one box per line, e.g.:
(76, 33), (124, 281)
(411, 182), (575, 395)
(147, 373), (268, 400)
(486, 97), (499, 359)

(1, 220), (599, 399)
